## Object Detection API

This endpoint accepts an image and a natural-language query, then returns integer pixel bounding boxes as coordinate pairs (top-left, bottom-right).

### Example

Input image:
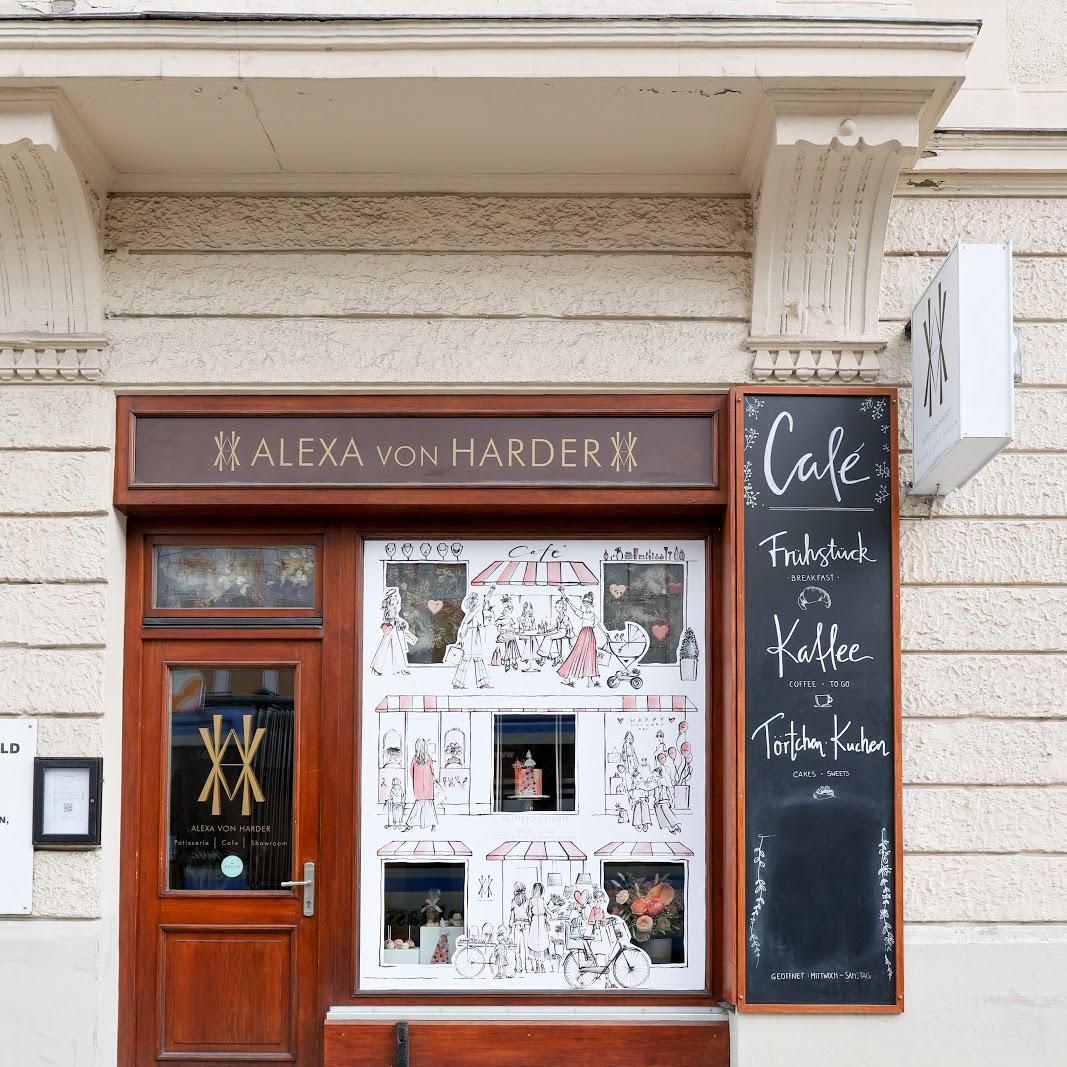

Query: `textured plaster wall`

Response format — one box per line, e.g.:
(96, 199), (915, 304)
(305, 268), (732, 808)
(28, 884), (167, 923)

(1, 189), (1065, 1063)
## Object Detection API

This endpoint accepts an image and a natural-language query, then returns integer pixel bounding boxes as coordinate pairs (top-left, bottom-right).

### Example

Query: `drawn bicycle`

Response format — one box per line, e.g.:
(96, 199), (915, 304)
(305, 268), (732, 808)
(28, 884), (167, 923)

(453, 928), (513, 979)
(561, 916), (651, 990)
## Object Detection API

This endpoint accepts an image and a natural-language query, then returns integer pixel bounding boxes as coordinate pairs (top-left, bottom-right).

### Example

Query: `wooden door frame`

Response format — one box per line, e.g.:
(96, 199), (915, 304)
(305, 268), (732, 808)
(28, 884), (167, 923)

(117, 393), (737, 1066)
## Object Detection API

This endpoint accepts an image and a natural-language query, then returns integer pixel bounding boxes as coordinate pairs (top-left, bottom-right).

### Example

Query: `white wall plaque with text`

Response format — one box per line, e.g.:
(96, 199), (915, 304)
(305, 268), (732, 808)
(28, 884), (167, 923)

(0, 719), (37, 914)
(909, 242), (1014, 495)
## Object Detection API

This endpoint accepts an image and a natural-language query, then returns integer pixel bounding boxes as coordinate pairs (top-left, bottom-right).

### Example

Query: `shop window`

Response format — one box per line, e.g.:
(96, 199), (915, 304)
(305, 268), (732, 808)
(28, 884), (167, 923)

(152, 542), (317, 612)
(603, 861), (686, 965)
(492, 714), (576, 814)
(167, 666), (295, 891)
(382, 556), (468, 664)
(382, 861), (467, 965)
(601, 560), (685, 664)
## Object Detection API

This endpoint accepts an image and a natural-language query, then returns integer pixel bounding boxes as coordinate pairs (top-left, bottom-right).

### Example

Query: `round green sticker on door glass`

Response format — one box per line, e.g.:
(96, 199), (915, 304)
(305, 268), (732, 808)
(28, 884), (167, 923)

(220, 855), (244, 879)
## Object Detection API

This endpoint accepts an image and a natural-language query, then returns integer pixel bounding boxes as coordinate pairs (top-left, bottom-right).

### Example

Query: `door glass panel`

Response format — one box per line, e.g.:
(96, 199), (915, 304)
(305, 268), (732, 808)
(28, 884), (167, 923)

(167, 666), (295, 891)
(153, 544), (316, 610)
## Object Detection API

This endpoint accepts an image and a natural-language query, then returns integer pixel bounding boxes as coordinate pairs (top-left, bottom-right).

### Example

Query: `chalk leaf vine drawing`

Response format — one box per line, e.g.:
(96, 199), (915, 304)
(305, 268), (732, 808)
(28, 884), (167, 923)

(878, 827), (895, 981)
(748, 833), (770, 966)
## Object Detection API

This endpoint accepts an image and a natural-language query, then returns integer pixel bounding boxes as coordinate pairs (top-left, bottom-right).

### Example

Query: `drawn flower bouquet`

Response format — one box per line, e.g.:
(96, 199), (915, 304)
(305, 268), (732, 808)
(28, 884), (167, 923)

(606, 872), (684, 944)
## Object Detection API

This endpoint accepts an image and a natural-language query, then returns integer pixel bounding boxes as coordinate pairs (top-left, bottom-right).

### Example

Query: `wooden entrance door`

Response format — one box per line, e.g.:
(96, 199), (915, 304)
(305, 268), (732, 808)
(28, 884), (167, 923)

(133, 639), (322, 1065)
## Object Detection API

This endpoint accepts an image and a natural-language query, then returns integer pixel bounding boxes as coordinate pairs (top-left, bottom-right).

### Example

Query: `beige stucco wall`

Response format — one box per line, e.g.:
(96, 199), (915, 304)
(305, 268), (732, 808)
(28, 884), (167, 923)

(0, 188), (1064, 1063)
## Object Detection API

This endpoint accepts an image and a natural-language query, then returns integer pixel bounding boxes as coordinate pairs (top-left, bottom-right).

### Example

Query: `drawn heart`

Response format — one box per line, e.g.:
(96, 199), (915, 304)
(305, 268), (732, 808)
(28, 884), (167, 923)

(574, 890), (586, 906)
(652, 623), (670, 641)
(617, 717), (624, 724)
(668, 717), (676, 723)
(426, 599), (444, 615)
(609, 583), (628, 600)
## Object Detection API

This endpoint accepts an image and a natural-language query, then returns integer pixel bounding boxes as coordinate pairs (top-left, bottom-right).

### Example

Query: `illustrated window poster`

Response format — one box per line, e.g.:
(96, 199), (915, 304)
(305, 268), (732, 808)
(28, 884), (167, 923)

(359, 539), (707, 991)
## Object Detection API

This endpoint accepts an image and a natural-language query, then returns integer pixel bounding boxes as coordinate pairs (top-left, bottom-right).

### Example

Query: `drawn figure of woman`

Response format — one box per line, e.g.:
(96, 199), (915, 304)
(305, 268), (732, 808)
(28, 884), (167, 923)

(402, 738), (439, 831)
(370, 587), (414, 676)
(452, 591), (492, 690)
(385, 778), (405, 828)
(430, 932), (451, 964)
(517, 602), (541, 671)
(556, 588), (602, 688)
(496, 595), (521, 672)
(621, 731), (640, 778)
(629, 778), (652, 832)
(652, 729), (668, 763)
(652, 766), (682, 834)
(527, 882), (551, 973)
(510, 882), (531, 973)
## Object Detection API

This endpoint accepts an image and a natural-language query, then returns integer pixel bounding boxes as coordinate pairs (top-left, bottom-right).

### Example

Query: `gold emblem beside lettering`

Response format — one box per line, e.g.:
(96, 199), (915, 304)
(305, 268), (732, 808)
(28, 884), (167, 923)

(213, 430), (241, 472)
(197, 713), (267, 817)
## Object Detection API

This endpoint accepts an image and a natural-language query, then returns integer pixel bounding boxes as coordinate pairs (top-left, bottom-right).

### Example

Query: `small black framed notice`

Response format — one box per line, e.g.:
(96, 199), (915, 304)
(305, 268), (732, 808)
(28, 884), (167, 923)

(33, 757), (103, 849)
(735, 387), (903, 1013)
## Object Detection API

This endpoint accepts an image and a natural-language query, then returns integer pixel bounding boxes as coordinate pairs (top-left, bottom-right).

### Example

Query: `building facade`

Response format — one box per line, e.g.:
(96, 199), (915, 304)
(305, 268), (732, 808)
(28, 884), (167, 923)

(0, 3), (1064, 1066)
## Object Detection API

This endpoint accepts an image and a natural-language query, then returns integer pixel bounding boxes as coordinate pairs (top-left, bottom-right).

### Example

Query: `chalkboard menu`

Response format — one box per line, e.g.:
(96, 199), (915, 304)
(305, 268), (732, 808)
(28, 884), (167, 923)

(738, 389), (901, 1011)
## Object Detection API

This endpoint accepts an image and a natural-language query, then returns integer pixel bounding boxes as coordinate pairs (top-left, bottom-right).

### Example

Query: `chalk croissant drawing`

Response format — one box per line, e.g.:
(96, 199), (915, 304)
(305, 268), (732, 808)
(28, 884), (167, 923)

(360, 539), (708, 992)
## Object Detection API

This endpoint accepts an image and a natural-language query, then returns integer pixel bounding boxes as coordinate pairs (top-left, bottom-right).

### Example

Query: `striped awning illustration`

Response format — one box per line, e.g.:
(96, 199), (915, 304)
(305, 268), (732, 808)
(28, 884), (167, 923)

(486, 840), (587, 861)
(471, 560), (598, 587)
(375, 694), (697, 714)
(376, 840), (472, 857)
(594, 841), (694, 858)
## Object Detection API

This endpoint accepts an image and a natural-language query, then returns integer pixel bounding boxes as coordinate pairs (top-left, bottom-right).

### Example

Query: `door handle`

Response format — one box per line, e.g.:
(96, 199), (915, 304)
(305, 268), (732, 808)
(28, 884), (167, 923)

(396, 1021), (409, 1067)
(280, 860), (315, 917)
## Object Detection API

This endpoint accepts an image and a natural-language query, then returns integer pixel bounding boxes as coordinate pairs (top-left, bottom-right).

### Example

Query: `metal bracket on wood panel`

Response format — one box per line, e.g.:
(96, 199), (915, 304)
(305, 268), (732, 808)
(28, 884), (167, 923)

(396, 1020), (409, 1067)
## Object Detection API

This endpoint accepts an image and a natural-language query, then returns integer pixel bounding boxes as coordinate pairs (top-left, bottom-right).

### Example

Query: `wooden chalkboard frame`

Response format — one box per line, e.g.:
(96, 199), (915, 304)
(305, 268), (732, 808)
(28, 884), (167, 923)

(732, 385), (903, 1014)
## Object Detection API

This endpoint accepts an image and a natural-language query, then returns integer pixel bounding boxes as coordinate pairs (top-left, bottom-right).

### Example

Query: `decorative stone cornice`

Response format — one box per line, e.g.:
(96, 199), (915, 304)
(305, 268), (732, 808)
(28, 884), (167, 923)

(742, 90), (925, 384)
(0, 90), (109, 383)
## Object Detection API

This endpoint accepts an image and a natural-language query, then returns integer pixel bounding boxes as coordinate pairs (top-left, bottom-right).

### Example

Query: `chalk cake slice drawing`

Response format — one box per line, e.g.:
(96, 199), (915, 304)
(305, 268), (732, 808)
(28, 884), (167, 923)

(748, 834), (770, 967)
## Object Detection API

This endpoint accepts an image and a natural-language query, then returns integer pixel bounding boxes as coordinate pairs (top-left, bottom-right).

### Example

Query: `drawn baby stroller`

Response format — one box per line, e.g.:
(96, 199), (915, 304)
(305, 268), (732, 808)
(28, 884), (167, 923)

(602, 622), (649, 690)
(454, 923), (513, 979)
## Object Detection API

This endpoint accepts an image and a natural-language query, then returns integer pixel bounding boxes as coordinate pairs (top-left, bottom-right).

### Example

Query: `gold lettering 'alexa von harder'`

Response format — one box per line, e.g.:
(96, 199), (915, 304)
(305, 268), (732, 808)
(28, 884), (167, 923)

(242, 435), (619, 469)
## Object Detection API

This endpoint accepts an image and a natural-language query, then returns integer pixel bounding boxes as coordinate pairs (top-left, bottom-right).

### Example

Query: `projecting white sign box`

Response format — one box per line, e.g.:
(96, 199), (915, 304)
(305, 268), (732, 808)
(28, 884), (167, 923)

(0, 719), (37, 914)
(910, 242), (1014, 495)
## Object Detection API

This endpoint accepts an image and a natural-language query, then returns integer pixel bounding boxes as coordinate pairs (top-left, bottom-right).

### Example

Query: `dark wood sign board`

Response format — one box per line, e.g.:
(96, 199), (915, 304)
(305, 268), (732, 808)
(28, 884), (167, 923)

(128, 414), (715, 488)
(734, 387), (903, 1013)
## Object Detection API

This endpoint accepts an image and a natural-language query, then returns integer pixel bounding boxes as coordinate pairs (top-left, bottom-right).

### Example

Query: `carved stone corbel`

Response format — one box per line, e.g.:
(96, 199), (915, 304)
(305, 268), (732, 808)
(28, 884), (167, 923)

(0, 90), (111, 383)
(742, 91), (924, 383)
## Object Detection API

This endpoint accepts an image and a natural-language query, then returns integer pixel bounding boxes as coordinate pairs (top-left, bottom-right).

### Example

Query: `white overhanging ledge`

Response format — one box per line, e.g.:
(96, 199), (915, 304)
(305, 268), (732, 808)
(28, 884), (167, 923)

(0, 15), (978, 385)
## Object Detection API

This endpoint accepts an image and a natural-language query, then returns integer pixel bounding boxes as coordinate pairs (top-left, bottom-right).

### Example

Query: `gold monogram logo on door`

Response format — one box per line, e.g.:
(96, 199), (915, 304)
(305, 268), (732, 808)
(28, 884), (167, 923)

(197, 713), (267, 816)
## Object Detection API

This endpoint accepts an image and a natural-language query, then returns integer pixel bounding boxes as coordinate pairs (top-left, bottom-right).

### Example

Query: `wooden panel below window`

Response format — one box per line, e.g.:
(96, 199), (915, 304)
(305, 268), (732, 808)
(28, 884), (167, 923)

(160, 926), (296, 1056)
(323, 1021), (728, 1067)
